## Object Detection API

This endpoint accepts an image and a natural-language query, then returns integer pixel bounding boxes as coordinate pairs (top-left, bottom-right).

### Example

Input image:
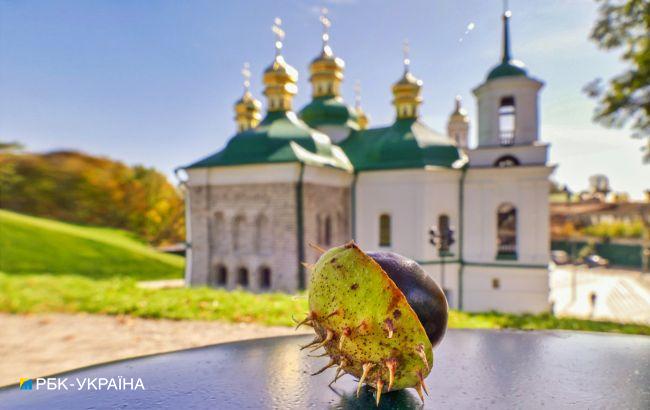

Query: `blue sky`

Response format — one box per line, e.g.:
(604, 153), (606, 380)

(0, 0), (647, 197)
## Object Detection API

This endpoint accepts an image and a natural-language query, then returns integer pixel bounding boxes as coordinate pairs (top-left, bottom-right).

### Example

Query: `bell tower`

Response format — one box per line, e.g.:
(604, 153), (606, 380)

(472, 7), (543, 148)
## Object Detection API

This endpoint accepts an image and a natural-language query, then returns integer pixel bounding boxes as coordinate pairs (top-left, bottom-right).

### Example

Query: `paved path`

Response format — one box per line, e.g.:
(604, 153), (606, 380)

(0, 313), (310, 387)
(550, 266), (650, 325)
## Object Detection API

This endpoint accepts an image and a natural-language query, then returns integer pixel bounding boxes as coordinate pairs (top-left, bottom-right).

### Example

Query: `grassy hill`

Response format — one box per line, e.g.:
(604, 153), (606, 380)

(0, 210), (183, 280)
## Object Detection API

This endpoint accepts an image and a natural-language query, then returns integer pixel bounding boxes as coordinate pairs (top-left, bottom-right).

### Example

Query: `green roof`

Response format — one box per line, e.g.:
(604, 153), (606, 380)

(299, 96), (359, 130)
(340, 118), (465, 171)
(487, 59), (528, 80)
(185, 111), (352, 171)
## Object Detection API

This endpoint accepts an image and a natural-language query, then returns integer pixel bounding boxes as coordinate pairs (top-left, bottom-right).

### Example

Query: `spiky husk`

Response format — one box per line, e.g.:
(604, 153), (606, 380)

(303, 242), (433, 403)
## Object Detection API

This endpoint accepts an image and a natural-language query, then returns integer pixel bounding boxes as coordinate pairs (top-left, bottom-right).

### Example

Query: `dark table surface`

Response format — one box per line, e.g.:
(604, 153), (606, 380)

(2, 329), (649, 409)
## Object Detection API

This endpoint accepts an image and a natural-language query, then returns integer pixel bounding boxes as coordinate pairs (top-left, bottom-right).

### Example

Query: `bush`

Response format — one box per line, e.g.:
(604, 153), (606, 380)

(583, 220), (645, 239)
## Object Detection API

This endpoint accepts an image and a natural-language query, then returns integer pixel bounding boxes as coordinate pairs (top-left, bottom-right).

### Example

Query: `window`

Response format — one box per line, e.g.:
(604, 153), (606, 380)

(209, 265), (227, 287)
(316, 215), (322, 245)
(232, 215), (246, 253)
(498, 96), (516, 146)
(379, 214), (391, 247)
(497, 203), (517, 259)
(254, 214), (270, 254)
(212, 212), (225, 254)
(437, 214), (450, 253)
(492, 278), (500, 289)
(324, 215), (332, 246)
(237, 267), (249, 287)
(494, 155), (520, 168)
(259, 266), (271, 290)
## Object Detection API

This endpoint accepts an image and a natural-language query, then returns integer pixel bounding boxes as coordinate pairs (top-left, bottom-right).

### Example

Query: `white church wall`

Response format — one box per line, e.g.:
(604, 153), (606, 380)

(462, 265), (550, 313)
(186, 163), (301, 187)
(467, 143), (548, 167)
(355, 168), (461, 262)
(421, 262), (461, 309)
(463, 166), (552, 265)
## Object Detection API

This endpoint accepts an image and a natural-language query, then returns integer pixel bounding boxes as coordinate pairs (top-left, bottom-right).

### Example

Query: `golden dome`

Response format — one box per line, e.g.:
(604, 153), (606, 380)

(263, 19), (298, 112)
(449, 95), (469, 123)
(392, 41), (423, 119)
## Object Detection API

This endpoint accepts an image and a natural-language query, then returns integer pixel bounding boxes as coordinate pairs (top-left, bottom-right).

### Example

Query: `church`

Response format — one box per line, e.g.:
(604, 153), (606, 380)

(181, 8), (554, 313)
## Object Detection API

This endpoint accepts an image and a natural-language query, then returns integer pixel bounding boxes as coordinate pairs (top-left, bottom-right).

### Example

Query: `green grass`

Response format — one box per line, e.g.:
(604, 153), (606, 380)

(0, 210), (183, 280)
(1, 210), (648, 334)
(0, 272), (306, 326)
(1, 272), (648, 334)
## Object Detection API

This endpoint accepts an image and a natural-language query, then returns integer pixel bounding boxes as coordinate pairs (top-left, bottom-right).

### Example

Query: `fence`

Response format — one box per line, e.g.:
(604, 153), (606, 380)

(552, 239), (643, 268)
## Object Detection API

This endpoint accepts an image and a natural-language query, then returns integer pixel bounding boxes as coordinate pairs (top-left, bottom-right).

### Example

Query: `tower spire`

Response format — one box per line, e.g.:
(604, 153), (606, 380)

(320, 8), (332, 56)
(272, 17), (285, 57)
(501, 0), (512, 63)
(242, 62), (251, 93)
(402, 39), (411, 74)
(354, 80), (369, 129)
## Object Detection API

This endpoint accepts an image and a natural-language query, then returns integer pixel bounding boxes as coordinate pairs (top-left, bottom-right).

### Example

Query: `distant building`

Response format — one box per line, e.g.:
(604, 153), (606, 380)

(551, 200), (650, 231)
(180, 9), (554, 313)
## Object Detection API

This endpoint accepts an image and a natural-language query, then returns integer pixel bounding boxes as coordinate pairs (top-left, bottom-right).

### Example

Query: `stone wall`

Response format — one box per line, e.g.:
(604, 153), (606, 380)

(302, 183), (351, 267)
(188, 182), (299, 293)
(188, 181), (351, 293)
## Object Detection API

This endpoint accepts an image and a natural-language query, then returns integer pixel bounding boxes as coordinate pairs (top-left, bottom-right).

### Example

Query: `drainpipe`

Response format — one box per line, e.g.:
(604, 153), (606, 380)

(351, 171), (358, 240)
(296, 163), (306, 290)
(458, 165), (468, 310)
(174, 167), (192, 287)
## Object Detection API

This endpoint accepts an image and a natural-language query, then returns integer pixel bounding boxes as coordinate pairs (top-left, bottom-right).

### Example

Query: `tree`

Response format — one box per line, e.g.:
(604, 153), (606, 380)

(0, 149), (185, 245)
(585, 0), (650, 163)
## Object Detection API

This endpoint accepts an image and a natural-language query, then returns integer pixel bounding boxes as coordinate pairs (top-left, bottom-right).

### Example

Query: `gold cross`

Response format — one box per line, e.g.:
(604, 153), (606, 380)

(402, 39), (411, 73)
(272, 17), (285, 56)
(241, 62), (251, 91)
(320, 8), (331, 49)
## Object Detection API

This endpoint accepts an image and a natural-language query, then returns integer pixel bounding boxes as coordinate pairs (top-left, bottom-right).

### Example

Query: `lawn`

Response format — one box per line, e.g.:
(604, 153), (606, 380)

(1, 210), (649, 334)
(1, 272), (648, 334)
(0, 210), (183, 280)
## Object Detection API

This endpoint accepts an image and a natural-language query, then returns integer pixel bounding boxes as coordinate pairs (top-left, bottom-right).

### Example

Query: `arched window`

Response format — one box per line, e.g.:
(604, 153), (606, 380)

(236, 267), (249, 287)
(497, 203), (517, 259)
(211, 212), (225, 254)
(316, 214), (322, 245)
(437, 214), (450, 253)
(324, 215), (332, 246)
(217, 265), (227, 286)
(379, 214), (391, 247)
(232, 215), (246, 253)
(209, 264), (227, 287)
(254, 214), (271, 254)
(259, 266), (271, 290)
(494, 155), (520, 168)
(498, 96), (516, 146)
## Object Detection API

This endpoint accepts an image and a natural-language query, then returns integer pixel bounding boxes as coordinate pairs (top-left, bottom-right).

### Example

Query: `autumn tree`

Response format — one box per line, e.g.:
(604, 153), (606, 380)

(0, 148), (184, 245)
